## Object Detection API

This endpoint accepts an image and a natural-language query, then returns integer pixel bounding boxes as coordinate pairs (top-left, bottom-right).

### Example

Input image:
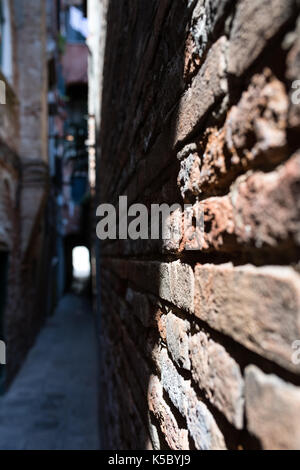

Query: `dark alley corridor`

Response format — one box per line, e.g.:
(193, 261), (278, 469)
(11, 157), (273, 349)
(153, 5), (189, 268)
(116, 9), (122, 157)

(0, 295), (99, 450)
(1, 0), (300, 453)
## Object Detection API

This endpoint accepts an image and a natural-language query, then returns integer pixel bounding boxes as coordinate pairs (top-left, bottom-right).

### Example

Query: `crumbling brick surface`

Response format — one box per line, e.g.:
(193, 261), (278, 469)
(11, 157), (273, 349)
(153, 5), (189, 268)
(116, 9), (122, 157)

(97, 0), (300, 449)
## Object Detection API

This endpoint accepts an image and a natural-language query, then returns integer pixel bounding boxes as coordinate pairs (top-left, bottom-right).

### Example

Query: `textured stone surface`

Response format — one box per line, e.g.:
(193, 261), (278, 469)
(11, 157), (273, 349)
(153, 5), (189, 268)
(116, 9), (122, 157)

(184, 386), (226, 451)
(166, 312), (191, 370)
(108, 259), (195, 313)
(159, 348), (226, 450)
(125, 288), (152, 328)
(96, 0), (300, 451)
(189, 332), (244, 428)
(148, 415), (161, 451)
(245, 366), (300, 450)
(230, 153), (300, 249)
(178, 70), (289, 201)
(194, 264), (300, 372)
(286, 17), (300, 130)
(176, 36), (228, 145)
(169, 261), (195, 313)
(185, 0), (233, 80)
(16, 0), (48, 163)
(181, 153), (300, 253)
(228, 0), (298, 77)
(148, 375), (189, 450)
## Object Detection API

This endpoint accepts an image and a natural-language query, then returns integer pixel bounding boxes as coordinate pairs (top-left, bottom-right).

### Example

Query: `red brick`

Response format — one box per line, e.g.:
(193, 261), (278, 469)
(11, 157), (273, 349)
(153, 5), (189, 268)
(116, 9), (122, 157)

(178, 70), (289, 201)
(175, 36), (228, 145)
(189, 332), (244, 428)
(228, 0), (298, 77)
(159, 348), (226, 450)
(148, 375), (189, 450)
(245, 366), (300, 449)
(181, 153), (300, 254)
(194, 263), (300, 372)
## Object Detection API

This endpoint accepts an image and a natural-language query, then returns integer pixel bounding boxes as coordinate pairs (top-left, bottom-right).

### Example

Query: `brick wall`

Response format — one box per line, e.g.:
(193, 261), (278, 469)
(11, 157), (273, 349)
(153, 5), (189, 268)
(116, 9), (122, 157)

(96, 0), (300, 450)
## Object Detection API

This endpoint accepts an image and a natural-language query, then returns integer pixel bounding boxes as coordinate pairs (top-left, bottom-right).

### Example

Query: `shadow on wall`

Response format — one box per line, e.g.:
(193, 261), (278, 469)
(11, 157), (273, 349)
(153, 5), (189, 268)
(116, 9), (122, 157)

(96, 0), (188, 450)
(95, 0), (241, 450)
(96, 0), (300, 450)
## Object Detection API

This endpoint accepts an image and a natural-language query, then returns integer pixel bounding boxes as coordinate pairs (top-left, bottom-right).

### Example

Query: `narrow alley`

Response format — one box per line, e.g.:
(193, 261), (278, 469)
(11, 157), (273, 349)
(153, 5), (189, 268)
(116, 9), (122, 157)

(0, 295), (99, 450)
(1, 0), (300, 454)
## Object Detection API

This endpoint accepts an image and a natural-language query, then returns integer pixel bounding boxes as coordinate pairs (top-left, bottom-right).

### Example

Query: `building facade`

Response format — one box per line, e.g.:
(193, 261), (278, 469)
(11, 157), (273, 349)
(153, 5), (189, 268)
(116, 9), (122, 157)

(0, 0), (50, 384)
(0, 0), (91, 387)
(49, 0), (90, 295)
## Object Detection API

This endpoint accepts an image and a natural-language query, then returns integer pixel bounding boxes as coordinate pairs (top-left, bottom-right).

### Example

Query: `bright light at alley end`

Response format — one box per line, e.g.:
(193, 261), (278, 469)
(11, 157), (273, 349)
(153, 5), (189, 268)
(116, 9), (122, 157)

(72, 246), (91, 279)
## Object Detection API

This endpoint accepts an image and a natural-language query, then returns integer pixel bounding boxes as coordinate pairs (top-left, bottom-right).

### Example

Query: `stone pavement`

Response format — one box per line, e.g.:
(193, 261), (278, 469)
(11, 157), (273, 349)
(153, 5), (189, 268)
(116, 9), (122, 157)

(0, 294), (100, 450)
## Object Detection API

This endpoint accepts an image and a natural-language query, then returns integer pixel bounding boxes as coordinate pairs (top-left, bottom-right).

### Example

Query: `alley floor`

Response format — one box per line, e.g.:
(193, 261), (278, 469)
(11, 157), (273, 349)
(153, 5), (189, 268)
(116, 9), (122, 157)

(0, 295), (100, 450)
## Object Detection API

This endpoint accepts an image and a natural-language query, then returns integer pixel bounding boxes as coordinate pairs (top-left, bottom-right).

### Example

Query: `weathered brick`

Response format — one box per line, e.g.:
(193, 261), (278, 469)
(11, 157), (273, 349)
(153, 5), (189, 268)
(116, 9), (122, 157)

(148, 375), (190, 450)
(228, 0), (298, 77)
(245, 366), (300, 449)
(177, 149), (202, 200)
(175, 36), (228, 145)
(181, 196), (233, 252)
(169, 260), (194, 313)
(125, 288), (152, 328)
(194, 263), (300, 372)
(181, 153), (300, 254)
(178, 70), (289, 201)
(166, 312), (191, 370)
(185, 0), (232, 80)
(155, 307), (167, 342)
(159, 348), (226, 450)
(184, 386), (226, 451)
(109, 259), (194, 313)
(189, 332), (244, 428)
(148, 414), (161, 451)
(96, 0), (300, 451)
(162, 207), (183, 253)
(225, 70), (288, 169)
(230, 153), (300, 249)
(286, 16), (300, 130)
(159, 348), (188, 417)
